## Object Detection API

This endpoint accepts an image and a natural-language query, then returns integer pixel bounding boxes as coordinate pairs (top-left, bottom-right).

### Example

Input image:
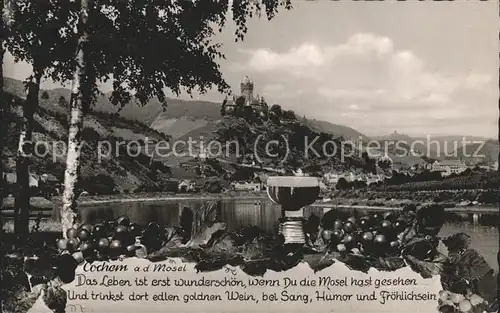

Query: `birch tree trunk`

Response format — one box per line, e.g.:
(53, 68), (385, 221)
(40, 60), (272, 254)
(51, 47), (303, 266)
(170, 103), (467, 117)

(497, 67), (500, 307)
(14, 69), (42, 240)
(60, 0), (89, 238)
(0, 0), (5, 214)
(0, 4), (5, 311)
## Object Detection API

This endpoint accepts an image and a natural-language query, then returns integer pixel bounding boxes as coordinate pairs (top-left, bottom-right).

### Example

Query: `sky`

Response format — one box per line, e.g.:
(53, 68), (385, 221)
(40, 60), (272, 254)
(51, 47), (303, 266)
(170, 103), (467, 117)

(4, 1), (499, 138)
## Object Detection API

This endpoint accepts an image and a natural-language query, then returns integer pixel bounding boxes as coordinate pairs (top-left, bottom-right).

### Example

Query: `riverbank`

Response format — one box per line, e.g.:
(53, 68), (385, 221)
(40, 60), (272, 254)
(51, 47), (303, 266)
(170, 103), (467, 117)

(61, 191), (268, 203)
(3, 195), (498, 235)
(1, 191), (268, 209)
(2, 189), (497, 213)
(320, 197), (498, 210)
(330, 188), (498, 206)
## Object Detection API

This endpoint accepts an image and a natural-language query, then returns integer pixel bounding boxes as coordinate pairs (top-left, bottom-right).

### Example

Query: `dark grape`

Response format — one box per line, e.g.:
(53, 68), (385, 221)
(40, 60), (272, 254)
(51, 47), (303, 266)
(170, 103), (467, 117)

(343, 221), (355, 233)
(128, 223), (142, 237)
(93, 223), (106, 237)
(66, 228), (78, 239)
(116, 216), (131, 227)
(66, 238), (80, 253)
(438, 305), (455, 313)
(332, 220), (343, 230)
(55, 254), (78, 284)
(98, 238), (110, 252)
(79, 224), (93, 233)
(30, 275), (49, 286)
(359, 218), (371, 230)
(77, 229), (91, 241)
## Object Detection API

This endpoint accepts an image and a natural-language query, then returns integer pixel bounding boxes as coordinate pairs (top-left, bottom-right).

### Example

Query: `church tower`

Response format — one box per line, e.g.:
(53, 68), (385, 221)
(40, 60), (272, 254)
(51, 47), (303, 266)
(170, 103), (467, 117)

(240, 76), (254, 105)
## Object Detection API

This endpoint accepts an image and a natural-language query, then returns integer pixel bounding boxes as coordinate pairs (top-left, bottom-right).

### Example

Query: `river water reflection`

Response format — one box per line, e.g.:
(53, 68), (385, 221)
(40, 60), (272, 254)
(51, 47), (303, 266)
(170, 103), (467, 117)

(79, 197), (498, 271)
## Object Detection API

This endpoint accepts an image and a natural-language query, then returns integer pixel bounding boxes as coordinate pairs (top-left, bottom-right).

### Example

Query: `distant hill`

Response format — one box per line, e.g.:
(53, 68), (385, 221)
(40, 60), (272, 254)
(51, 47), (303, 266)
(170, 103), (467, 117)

(372, 130), (498, 164)
(4, 77), (371, 191)
(88, 86), (371, 142)
(372, 131), (413, 143)
(298, 118), (370, 142)
(10, 77), (494, 173)
(92, 95), (222, 127)
(450, 139), (499, 164)
(3, 77), (173, 193)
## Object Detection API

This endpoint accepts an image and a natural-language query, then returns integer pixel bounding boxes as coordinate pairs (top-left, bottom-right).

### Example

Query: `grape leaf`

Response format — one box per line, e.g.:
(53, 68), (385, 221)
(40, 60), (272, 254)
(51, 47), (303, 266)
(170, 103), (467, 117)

(442, 233), (471, 253)
(3, 283), (45, 313)
(240, 260), (268, 276)
(303, 253), (338, 273)
(42, 280), (67, 313)
(472, 270), (497, 304)
(338, 254), (371, 273)
(267, 253), (302, 272)
(195, 257), (232, 273)
(485, 298), (499, 313)
(456, 249), (492, 280)
(404, 255), (443, 279)
(402, 237), (439, 261)
(371, 256), (406, 272)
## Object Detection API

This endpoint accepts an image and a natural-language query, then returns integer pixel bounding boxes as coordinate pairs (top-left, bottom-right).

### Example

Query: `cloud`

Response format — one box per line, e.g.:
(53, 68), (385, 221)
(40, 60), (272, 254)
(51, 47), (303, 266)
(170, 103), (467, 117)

(463, 73), (492, 90)
(240, 33), (394, 77)
(261, 83), (305, 100)
(232, 33), (495, 136)
(245, 44), (326, 72)
(262, 83), (285, 93)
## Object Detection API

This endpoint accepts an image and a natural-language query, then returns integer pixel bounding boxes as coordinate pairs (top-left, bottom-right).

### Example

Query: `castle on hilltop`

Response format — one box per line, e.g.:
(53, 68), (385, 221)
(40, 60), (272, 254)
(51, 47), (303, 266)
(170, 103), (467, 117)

(221, 76), (268, 118)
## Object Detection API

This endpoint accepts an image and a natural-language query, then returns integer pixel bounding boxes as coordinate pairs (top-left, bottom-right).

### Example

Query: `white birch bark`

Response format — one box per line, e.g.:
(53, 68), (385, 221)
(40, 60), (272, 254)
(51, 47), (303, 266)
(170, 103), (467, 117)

(61, 0), (89, 238)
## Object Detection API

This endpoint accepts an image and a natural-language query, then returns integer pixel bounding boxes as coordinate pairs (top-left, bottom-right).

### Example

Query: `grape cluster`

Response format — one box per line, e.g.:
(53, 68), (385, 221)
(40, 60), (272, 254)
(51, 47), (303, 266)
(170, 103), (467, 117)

(53, 216), (171, 281)
(438, 290), (488, 313)
(320, 212), (410, 257)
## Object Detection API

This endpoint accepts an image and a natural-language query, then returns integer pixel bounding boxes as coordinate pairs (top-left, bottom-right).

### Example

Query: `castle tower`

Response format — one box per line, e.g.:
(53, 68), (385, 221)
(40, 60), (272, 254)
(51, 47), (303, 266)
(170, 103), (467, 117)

(240, 76), (254, 105)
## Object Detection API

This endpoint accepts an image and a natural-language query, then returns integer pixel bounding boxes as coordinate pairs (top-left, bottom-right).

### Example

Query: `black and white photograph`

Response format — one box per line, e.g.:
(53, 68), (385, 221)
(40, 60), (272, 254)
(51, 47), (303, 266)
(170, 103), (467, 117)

(0, 1), (498, 313)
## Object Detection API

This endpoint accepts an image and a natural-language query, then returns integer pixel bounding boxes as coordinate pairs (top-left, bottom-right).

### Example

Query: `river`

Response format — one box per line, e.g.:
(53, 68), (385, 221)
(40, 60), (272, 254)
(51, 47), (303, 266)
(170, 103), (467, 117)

(78, 197), (498, 271)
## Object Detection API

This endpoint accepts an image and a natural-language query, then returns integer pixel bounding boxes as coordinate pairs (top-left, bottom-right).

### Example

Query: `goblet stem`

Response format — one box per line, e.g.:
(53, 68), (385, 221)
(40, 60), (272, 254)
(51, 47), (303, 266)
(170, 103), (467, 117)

(278, 208), (306, 244)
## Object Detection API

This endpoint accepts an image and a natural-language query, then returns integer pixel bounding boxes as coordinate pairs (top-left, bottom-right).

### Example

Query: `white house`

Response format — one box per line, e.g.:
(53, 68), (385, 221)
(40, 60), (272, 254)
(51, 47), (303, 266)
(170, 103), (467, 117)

(232, 181), (261, 192)
(323, 172), (342, 184)
(318, 180), (328, 191)
(344, 172), (357, 182)
(178, 180), (196, 192)
(3, 172), (39, 187)
(431, 160), (467, 176)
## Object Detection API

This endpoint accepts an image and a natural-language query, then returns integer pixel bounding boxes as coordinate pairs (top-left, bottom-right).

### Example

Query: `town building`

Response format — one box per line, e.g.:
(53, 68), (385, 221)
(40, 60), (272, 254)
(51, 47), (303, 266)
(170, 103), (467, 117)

(323, 171), (384, 188)
(318, 180), (328, 191)
(180, 162), (199, 172)
(323, 172), (342, 184)
(366, 174), (384, 186)
(231, 181), (262, 192)
(40, 173), (59, 184)
(3, 172), (39, 187)
(424, 162), (434, 171)
(430, 160), (467, 176)
(39, 173), (62, 195)
(178, 180), (197, 193)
